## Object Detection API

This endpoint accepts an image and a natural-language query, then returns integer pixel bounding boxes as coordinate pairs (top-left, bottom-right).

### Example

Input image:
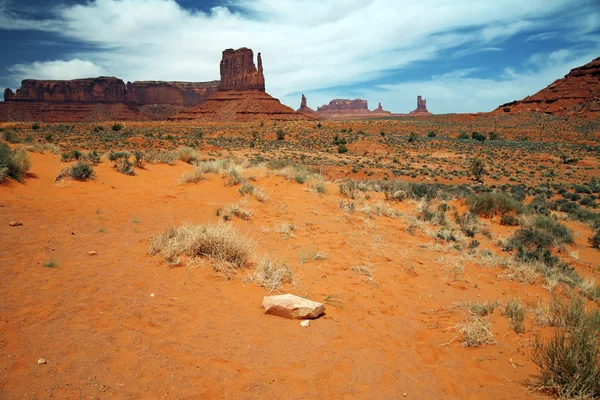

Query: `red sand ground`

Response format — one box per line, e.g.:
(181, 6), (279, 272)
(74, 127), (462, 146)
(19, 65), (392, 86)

(2, 150), (599, 399)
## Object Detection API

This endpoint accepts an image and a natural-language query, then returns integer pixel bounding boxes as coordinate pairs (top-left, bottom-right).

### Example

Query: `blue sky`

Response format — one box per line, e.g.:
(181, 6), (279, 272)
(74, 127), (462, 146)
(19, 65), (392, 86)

(0, 0), (599, 113)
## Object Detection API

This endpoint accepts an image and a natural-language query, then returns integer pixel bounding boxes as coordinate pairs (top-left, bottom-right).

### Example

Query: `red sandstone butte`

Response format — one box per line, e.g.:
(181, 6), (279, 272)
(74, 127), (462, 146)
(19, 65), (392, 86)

(1, 77), (219, 122)
(173, 48), (309, 121)
(314, 98), (391, 119)
(494, 57), (600, 117)
(409, 96), (432, 115)
(218, 48), (265, 92)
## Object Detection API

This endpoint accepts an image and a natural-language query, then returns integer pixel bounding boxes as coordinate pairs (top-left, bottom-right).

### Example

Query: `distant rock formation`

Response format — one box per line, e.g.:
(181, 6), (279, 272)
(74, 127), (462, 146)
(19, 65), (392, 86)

(494, 57), (600, 117)
(3, 78), (218, 107)
(218, 48), (265, 92)
(317, 99), (369, 114)
(409, 96), (431, 115)
(314, 98), (391, 119)
(372, 102), (391, 115)
(296, 94), (316, 114)
(1, 76), (220, 121)
(172, 48), (309, 122)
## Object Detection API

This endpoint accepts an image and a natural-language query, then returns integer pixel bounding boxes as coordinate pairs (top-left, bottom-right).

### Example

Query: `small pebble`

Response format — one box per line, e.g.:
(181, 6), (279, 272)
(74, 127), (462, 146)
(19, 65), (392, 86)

(88, 251), (97, 256)
(403, 393), (408, 397)
(37, 358), (46, 365)
(9, 221), (23, 227)
(300, 320), (310, 327)
(150, 293), (155, 297)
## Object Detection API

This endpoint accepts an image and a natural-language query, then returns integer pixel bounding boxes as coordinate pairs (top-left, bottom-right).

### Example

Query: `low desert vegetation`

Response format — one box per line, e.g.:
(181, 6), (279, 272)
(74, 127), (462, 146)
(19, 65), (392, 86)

(248, 255), (295, 292)
(532, 297), (600, 398)
(55, 161), (95, 181)
(149, 222), (253, 268)
(0, 143), (31, 182)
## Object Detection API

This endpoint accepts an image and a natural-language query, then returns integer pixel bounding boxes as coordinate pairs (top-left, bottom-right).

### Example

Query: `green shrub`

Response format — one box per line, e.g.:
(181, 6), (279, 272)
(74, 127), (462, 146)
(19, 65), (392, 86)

(84, 150), (101, 165)
(471, 131), (486, 141)
(32, 122), (40, 130)
(112, 123), (123, 132)
(61, 149), (82, 162)
(108, 151), (130, 162)
(467, 192), (523, 217)
(1, 130), (20, 143)
(337, 144), (348, 154)
(458, 131), (469, 139)
(276, 129), (285, 140)
(468, 158), (486, 182)
(0, 143), (31, 182)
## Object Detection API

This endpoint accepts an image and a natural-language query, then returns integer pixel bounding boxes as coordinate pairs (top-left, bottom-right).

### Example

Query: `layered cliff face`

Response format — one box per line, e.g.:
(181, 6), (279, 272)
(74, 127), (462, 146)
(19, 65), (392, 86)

(4, 78), (219, 107)
(409, 96), (431, 115)
(126, 81), (219, 107)
(218, 48), (265, 91)
(5, 77), (127, 104)
(495, 57), (600, 117)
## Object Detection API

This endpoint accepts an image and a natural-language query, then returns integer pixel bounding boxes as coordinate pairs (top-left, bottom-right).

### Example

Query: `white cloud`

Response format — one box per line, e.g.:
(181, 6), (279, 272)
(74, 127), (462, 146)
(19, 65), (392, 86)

(1, 0), (598, 112)
(8, 59), (110, 81)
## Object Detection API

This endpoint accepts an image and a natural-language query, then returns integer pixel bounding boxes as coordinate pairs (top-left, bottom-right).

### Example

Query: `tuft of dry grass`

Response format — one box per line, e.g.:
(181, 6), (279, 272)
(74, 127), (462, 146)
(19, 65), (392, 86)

(275, 222), (296, 239)
(149, 222), (253, 268)
(248, 255), (295, 292)
(459, 315), (496, 347)
(224, 202), (253, 221)
(178, 169), (205, 185)
(177, 146), (198, 164)
(144, 150), (177, 165)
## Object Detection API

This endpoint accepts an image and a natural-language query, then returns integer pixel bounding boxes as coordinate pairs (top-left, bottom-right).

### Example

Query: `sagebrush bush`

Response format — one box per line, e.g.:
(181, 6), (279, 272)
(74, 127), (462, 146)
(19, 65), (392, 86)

(467, 192), (523, 217)
(0, 143), (31, 182)
(177, 146), (197, 164)
(532, 297), (600, 398)
(144, 150), (177, 165)
(115, 158), (135, 175)
(56, 161), (94, 181)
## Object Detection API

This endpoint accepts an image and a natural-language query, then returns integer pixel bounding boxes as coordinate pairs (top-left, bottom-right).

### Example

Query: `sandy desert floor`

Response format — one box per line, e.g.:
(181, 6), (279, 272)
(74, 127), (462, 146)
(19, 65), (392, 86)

(1, 116), (599, 399)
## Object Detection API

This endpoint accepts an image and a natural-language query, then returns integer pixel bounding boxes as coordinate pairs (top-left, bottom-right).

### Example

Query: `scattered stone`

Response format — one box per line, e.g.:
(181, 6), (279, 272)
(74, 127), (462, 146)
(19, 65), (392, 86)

(88, 251), (97, 256)
(300, 320), (310, 327)
(150, 293), (155, 297)
(262, 294), (325, 319)
(37, 358), (46, 365)
(9, 221), (23, 227)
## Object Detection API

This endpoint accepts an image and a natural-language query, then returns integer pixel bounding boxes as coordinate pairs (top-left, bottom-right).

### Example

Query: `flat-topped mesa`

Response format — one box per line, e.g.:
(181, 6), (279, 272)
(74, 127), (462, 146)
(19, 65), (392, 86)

(4, 77), (220, 107)
(6, 77), (127, 103)
(317, 99), (369, 113)
(218, 48), (265, 92)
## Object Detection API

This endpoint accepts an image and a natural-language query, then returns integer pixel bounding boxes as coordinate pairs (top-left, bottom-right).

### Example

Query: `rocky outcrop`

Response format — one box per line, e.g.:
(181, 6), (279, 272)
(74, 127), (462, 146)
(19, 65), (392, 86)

(173, 48), (309, 121)
(262, 294), (325, 319)
(296, 94), (316, 114)
(409, 96), (431, 115)
(218, 48), (265, 92)
(494, 57), (600, 117)
(317, 98), (369, 113)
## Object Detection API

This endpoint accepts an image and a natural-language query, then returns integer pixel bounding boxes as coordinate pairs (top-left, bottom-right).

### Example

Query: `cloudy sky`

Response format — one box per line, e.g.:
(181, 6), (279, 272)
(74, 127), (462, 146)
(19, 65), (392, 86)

(0, 0), (598, 113)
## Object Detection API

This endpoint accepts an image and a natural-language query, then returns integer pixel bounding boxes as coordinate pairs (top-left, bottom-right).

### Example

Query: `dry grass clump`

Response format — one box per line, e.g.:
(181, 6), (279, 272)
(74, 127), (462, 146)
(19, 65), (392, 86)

(248, 255), (295, 292)
(222, 202), (253, 221)
(55, 161), (95, 182)
(26, 143), (60, 154)
(0, 144), (31, 182)
(504, 298), (526, 333)
(149, 222), (253, 268)
(177, 146), (198, 164)
(178, 169), (205, 185)
(359, 202), (401, 218)
(467, 301), (498, 317)
(144, 150), (178, 165)
(275, 222), (296, 239)
(459, 315), (496, 347)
